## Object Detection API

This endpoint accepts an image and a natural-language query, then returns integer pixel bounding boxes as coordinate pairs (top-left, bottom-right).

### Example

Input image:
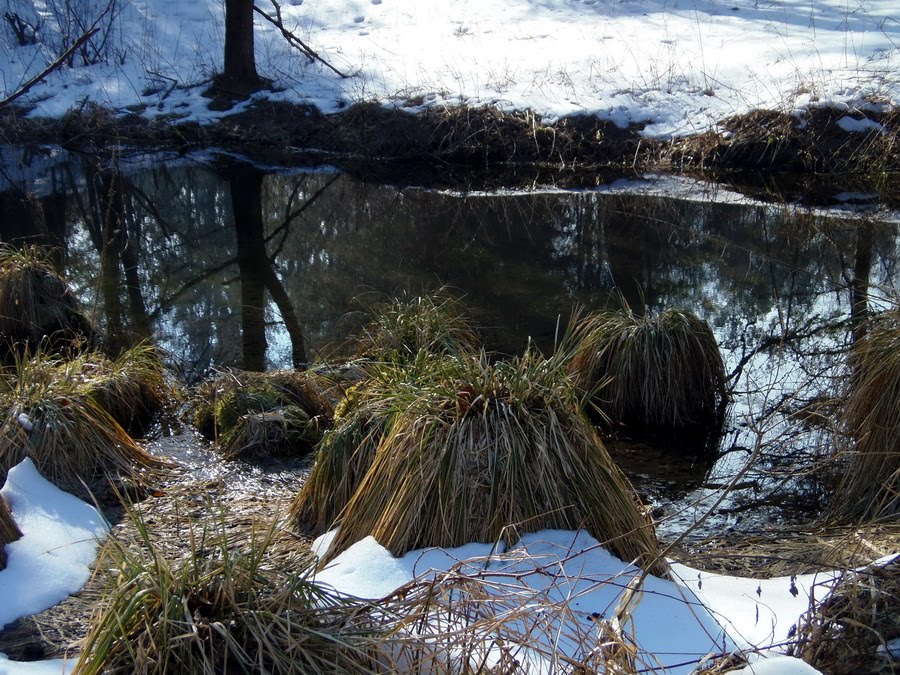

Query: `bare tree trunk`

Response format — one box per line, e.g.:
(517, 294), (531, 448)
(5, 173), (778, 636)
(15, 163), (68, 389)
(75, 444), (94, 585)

(231, 170), (268, 371)
(222, 0), (262, 92)
(229, 167), (309, 370)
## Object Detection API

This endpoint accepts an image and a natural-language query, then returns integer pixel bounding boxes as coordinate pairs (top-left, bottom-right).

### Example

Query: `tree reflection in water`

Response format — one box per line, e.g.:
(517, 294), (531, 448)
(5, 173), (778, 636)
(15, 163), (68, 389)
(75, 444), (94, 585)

(0, 153), (897, 525)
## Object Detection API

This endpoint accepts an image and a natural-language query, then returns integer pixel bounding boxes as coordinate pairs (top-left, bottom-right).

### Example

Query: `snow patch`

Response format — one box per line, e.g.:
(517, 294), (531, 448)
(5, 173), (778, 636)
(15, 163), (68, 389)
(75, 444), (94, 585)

(0, 458), (109, 630)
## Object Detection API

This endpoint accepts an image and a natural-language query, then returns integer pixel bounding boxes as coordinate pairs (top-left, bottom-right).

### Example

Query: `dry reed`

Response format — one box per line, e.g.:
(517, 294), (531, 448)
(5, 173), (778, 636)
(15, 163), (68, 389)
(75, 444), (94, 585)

(313, 349), (665, 576)
(0, 493), (21, 571)
(834, 309), (900, 520)
(77, 510), (388, 674)
(568, 308), (727, 432)
(0, 350), (172, 495)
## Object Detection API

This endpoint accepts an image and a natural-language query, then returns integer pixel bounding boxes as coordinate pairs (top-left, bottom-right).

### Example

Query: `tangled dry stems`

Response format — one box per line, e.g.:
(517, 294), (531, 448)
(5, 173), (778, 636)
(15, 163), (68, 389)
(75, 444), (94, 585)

(789, 556), (899, 674)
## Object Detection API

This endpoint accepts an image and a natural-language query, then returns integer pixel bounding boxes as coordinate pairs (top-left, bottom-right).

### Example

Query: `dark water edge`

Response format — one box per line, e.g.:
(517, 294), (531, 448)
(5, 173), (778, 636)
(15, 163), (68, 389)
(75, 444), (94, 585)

(1, 145), (898, 536)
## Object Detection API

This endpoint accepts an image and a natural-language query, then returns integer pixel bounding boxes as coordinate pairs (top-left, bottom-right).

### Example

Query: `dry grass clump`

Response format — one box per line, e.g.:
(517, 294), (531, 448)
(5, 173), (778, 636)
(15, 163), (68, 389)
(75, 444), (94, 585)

(0, 350), (171, 494)
(305, 349), (664, 576)
(77, 514), (387, 675)
(0, 494), (21, 571)
(72, 344), (174, 438)
(290, 351), (443, 536)
(788, 558), (899, 674)
(568, 308), (727, 434)
(353, 290), (479, 363)
(0, 244), (93, 355)
(192, 369), (332, 459)
(834, 310), (900, 520)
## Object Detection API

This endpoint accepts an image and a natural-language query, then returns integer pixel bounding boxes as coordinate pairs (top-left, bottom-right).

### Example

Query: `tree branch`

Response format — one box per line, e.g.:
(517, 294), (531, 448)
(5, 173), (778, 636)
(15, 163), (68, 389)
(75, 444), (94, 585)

(253, 1), (348, 79)
(0, 28), (98, 110)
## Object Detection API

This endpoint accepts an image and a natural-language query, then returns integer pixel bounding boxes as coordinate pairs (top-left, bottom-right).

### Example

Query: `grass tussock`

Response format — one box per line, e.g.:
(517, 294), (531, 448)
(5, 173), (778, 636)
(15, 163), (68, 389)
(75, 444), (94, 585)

(77, 513), (387, 675)
(834, 310), (900, 520)
(308, 349), (664, 576)
(789, 558), (899, 674)
(76, 344), (174, 438)
(0, 494), (21, 571)
(568, 308), (727, 434)
(192, 369), (332, 459)
(0, 244), (93, 355)
(0, 350), (172, 494)
(289, 351), (445, 536)
(353, 289), (479, 363)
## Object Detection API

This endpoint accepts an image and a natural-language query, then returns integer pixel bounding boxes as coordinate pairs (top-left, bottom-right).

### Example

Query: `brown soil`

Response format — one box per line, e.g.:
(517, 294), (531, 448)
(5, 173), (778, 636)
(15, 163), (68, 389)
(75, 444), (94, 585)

(1, 100), (897, 200)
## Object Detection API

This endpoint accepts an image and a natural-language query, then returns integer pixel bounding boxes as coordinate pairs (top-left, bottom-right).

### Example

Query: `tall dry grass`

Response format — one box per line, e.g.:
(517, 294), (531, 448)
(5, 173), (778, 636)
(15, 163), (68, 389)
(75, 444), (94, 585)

(289, 350), (445, 536)
(306, 349), (664, 576)
(834, 309), (900, 520)
(0, 244), (93, 354)
(83, 343), (174, 438)
(568, 308), (727, 433)
(0, 493), (21, 571)
(77, 511), (388, 675)
(0, 350), (171, 494)
(789, 556), (899, 674)
(352, 289), (479, 362)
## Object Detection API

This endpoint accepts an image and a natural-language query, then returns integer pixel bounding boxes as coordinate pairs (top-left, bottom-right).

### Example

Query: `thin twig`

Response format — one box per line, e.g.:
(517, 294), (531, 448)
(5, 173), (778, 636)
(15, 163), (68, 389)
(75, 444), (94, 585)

(253, 1), (348, 79)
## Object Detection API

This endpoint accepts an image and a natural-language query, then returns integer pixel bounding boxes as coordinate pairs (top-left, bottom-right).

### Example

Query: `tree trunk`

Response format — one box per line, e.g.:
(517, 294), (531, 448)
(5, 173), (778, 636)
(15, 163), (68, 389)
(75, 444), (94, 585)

(231, 169), (268, 371)
(223, 0), (261, 92)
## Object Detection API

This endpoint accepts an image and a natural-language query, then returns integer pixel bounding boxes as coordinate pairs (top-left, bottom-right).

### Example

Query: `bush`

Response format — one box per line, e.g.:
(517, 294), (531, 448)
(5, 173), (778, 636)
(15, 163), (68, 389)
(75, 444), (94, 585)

(192, 369), (332, 459)
(568, 308), (727, 434)
(834, 310), (900, 520)
(0, 244), (94, 356)
(303, 349), (665, 576)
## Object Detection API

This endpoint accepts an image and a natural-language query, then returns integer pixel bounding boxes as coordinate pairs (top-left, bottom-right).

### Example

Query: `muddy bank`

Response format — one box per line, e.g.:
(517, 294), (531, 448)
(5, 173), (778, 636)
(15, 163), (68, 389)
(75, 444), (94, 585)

(2, 101), (898, 202)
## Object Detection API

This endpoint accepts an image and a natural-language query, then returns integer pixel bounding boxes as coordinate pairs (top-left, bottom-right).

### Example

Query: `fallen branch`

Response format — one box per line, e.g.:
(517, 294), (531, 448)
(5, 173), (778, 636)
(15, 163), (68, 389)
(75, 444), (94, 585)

(0, 27), (99, 110)
(253, 0), (348, 79)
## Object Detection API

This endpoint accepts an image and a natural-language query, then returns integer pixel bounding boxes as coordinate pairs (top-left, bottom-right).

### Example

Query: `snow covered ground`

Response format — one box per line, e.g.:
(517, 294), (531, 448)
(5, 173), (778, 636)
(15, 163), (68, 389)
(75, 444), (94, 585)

(1, 457), (889, 673)
(314, 528), (834, 673)
(0, 459), (107, 675)
(1, 0), (897, 136)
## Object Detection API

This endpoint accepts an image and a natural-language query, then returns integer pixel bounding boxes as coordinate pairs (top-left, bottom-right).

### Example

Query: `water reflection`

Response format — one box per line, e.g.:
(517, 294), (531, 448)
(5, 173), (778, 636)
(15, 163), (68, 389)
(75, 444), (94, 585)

(1, 150), (898, 532)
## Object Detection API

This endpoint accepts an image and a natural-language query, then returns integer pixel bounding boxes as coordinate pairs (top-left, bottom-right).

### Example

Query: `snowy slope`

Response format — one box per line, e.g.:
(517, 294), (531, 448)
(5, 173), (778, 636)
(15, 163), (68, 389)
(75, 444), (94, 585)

(1, 0), (897, 135)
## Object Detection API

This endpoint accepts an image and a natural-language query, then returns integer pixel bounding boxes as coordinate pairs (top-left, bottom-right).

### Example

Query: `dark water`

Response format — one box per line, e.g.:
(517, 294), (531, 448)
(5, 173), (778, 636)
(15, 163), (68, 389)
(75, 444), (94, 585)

(2, 147), (898, 535)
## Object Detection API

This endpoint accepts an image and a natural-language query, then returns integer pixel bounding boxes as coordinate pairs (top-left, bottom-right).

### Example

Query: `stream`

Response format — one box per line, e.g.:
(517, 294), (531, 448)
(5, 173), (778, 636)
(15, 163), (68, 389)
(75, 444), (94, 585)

(2, 145), (898, 543)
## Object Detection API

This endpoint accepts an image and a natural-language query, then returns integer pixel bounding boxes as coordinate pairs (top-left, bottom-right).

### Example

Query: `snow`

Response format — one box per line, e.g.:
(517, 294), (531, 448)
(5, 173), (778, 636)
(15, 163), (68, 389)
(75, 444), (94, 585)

(0, 654), (73, 675)
(1, 0), (897, 136)
(315, 528), (828, 673)
(0, 459), (107, 672)
(729, 654), (824, 674)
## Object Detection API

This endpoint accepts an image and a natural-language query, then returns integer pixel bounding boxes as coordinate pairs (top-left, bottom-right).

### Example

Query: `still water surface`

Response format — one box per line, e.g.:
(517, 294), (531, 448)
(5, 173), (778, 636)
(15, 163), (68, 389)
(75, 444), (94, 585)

(1, 148), (897, 536)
